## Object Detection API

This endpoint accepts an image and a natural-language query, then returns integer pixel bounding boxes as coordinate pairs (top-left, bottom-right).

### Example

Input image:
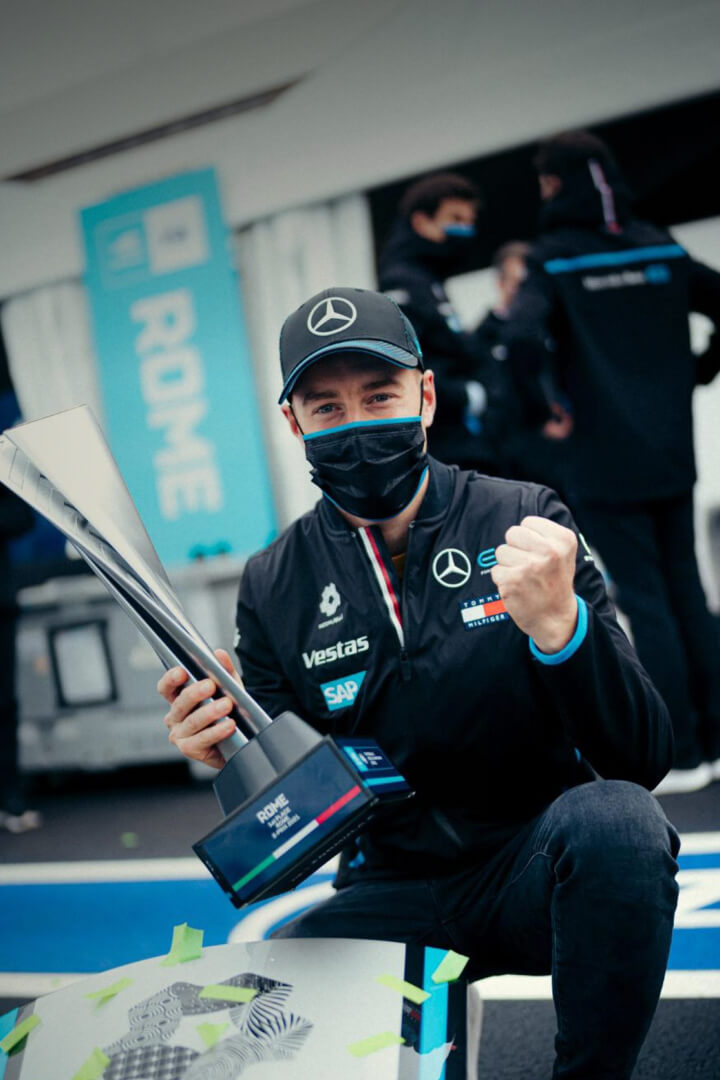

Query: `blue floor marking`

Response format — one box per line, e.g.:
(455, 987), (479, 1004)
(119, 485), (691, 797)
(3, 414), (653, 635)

(0, 880), (239, 972)
(677, 853), (720, 869)
(1, 843), (719, 976)
(668, 929), (720, 971)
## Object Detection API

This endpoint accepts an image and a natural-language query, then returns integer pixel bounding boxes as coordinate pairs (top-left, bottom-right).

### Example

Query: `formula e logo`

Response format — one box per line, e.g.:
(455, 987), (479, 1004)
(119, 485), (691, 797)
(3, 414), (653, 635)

(303, 635), (369, 669)
(307, 296), (357, 336)
(319, 582), (341, 618)
(321, 670), (367, 711)
(477, 547), (498, 571)
(432, 548), (472, 588)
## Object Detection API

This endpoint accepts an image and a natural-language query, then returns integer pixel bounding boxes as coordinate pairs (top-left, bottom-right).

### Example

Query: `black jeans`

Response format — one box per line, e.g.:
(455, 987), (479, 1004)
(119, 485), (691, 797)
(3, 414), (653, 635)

(274, 781), (680, 1080)
(577, 492), (720, 765)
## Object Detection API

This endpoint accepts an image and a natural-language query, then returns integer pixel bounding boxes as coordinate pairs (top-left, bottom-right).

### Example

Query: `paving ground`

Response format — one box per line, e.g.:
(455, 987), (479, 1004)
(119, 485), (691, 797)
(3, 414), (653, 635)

(1, 764), (719, 1078)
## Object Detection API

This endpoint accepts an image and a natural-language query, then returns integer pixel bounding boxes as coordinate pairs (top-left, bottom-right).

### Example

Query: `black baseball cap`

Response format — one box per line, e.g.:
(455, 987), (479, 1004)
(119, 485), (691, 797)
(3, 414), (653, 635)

(278, 286), (423, 403)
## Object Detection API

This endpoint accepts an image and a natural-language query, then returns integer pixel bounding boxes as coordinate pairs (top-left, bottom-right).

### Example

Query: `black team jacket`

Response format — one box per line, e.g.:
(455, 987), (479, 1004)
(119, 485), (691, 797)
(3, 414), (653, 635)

(378, 221), (506, 471)
(503, 164), (720, 504)
(234, 459), (672, 882)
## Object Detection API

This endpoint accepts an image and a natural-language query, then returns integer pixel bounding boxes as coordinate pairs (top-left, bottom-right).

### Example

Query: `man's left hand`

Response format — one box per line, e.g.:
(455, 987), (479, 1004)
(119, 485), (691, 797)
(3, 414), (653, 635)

(491, 516), (578, 653)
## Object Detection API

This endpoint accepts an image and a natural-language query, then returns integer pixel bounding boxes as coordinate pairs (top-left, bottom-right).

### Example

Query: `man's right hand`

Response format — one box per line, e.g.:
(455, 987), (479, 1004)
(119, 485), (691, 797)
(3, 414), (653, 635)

(157, 649), (239, 770)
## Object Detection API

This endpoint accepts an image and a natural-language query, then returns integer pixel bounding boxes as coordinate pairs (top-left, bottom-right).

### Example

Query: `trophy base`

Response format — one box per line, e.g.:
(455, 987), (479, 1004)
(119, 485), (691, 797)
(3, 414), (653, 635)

(212, 711), (323, 817)
(194, 717), (412, 908)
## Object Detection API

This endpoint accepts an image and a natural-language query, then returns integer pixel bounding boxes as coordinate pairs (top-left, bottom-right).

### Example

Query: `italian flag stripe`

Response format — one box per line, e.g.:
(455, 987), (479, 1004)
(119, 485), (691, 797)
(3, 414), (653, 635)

(232, 784), (363, 893)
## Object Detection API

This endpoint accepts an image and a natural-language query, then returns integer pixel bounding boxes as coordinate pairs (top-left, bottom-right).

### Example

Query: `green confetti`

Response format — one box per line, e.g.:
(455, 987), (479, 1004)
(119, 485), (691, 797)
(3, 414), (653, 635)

(197, 1022), (230, 1048)
(198, 984), (258, 1003)
(84, 977), (133, 1005)
(430, 949), (469, 984)
(120, 832), (139, 849)
(70, 1047), (110, 1080)
(375, 973), (430, 1005)
(160, 922), (204, 966)
(347, 1031), (405, 1057)
(0, 1014), (40, 1054)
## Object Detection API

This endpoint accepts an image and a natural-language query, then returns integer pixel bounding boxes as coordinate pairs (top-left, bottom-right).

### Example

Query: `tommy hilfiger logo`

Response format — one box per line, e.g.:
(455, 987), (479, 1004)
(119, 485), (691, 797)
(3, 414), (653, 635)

(460, 593), (509, 631)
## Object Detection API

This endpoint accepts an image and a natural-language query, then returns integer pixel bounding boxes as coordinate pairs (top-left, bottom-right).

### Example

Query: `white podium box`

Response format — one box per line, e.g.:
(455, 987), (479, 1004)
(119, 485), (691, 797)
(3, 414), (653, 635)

(0, 938), (476, 1079)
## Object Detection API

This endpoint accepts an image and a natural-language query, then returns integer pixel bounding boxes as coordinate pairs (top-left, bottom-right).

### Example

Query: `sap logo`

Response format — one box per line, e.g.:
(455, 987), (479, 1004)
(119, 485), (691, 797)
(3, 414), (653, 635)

(303, 636), (369, 669)
(477, 547), (498, 571)
(256, 793), (289, 824)
(321, 671), (367, 712)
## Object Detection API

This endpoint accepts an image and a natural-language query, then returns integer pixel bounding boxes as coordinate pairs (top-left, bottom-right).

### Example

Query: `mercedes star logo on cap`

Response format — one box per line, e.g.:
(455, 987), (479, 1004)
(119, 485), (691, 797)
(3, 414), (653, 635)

(306, 296), (358, 336)
(432, 548), (472, 588)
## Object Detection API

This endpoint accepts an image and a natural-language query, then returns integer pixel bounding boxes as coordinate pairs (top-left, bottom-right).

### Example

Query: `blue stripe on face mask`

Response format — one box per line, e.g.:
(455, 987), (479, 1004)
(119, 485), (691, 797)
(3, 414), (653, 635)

(444, 224), (476, 238)
(302, 416), (422, 441)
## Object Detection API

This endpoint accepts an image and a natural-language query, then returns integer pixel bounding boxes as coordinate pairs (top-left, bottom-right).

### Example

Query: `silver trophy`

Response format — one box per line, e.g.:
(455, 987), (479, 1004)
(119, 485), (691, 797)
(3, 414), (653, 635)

(0, 406), (411, 907)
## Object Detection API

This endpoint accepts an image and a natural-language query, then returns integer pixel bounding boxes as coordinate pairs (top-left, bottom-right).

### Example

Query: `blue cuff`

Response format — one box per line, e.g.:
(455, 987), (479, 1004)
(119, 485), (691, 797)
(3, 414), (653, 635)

(529, 596), (588, 666)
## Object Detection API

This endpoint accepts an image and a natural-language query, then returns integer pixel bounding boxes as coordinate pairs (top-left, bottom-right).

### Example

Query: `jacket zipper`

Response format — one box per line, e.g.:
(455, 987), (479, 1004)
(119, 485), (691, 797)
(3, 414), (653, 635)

(398, 522), (414, 681)
(356, 526), (412, 681)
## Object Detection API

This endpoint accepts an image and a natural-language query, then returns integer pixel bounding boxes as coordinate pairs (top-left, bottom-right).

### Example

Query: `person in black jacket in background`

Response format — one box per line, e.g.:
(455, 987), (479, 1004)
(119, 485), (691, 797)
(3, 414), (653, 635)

(160, 287), (680, 1080)
(504, 130), (720, 795)
(378, 173), (507, 474)
(477, 241), (574, 501)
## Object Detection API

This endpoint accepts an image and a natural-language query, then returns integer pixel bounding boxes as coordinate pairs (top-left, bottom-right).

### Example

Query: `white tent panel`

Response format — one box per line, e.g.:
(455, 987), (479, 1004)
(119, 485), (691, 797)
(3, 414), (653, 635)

(0, 0), (388, 179)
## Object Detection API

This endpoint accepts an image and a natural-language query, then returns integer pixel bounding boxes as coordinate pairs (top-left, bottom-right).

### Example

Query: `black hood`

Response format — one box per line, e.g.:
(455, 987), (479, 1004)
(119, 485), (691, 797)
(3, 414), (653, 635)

(539, 159), (632, 233)
(378, 219), (475, 279)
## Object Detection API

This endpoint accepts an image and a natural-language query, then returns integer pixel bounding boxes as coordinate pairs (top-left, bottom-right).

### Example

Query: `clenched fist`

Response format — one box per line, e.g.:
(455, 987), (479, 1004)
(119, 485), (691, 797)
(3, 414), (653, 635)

(490, 516), (579, 654)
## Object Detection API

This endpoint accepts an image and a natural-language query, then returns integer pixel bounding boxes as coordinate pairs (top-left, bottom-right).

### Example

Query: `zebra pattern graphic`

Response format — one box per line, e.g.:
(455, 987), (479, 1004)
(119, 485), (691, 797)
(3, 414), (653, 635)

(102, 972), (312, 1079)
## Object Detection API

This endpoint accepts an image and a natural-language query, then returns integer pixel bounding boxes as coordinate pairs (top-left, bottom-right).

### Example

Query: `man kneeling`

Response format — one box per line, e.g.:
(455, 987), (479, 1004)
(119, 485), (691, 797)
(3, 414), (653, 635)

(159, 287), (679, 1080)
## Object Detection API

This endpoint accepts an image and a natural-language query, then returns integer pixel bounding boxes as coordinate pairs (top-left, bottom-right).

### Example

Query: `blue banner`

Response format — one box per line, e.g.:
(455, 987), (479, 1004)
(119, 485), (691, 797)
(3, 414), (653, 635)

(80, 169), (276, 567)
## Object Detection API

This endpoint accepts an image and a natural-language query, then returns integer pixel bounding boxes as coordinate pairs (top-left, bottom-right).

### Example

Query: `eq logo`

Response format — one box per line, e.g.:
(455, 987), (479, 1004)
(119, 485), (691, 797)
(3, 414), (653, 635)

(321, 671), (367, 712)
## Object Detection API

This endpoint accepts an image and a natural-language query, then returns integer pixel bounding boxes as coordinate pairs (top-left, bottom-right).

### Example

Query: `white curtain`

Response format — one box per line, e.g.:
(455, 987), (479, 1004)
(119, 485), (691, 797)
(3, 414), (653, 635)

(236, 193), (376, 529)
(1, 282), (103, 424)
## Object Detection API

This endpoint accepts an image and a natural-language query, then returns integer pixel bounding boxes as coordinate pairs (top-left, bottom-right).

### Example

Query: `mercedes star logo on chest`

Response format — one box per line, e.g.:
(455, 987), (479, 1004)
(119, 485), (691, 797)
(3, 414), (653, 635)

(432, 548), (472, 588)
(307, 296), (358, 336)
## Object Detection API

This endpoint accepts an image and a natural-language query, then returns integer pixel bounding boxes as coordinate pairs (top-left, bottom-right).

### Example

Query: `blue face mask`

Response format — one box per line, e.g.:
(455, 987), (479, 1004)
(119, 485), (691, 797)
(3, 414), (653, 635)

(443, 223), (476, 239)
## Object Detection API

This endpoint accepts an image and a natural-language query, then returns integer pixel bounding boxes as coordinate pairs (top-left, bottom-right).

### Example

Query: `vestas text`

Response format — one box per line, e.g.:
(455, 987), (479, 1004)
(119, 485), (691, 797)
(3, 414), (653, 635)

(303, 636), (369, 669)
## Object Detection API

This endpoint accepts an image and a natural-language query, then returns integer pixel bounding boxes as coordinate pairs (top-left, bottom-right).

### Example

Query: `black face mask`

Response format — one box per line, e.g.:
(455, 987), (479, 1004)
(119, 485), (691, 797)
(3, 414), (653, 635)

(302, 412), (428, 522)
